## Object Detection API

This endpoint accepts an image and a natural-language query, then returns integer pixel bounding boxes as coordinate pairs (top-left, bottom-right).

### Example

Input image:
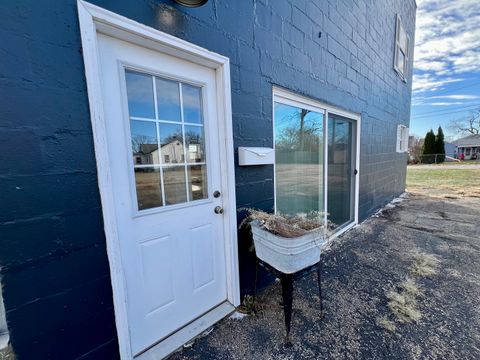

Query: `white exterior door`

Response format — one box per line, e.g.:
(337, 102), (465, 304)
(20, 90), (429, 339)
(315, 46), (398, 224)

(97, 33), (228, 355)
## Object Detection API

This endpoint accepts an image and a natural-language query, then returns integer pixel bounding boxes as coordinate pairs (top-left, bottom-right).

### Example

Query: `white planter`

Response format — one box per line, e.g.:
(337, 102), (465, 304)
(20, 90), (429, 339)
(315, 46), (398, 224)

(251, 220), (325, 274)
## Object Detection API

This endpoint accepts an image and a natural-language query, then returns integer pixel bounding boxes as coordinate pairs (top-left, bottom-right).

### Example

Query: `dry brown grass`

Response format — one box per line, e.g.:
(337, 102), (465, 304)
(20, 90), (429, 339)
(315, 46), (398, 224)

(0, 346), (15, 360)
(377, 316), (396, 332)
(400, 277), (423, 297)
(384, 253), (438, 327)
(240, 208), (324, 238)
(411, 253), (440, 277)
(387, 288), (422, 323)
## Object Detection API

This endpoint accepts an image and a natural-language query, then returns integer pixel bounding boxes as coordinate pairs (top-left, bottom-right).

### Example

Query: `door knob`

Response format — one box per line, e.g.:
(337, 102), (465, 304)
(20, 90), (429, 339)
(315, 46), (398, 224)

(354, 169), (358, 175)
(214, 206), (224, 214)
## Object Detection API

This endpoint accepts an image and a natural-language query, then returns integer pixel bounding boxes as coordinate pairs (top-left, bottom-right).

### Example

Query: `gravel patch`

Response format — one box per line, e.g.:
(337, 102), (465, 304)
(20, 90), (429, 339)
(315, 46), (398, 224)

(170, 191), (480, 360)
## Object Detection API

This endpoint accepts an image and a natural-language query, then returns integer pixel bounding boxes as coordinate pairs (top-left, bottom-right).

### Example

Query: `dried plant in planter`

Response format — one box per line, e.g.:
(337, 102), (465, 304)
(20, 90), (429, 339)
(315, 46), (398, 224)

(240, 208), (326, 238)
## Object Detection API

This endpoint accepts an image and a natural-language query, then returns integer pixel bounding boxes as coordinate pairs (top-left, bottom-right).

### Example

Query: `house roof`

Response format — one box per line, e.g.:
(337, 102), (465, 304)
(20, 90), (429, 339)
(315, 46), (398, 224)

(454, 134), (480, 147)
(138, 144), (158, 154)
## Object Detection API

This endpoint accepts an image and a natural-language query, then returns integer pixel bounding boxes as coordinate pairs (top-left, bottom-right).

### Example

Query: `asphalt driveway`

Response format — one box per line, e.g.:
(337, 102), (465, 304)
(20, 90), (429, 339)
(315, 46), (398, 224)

(170, 191), (480, 359)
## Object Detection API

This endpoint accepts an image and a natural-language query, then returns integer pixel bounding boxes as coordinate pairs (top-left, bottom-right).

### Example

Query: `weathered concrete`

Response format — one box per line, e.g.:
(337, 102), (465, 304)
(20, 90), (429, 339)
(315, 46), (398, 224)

(170, 191), (480, 359)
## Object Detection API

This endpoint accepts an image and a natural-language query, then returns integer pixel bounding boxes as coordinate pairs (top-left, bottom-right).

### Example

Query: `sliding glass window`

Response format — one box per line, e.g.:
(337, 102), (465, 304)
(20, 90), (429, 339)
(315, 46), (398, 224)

(274, 101), (324, 218)
(274, 90), (359, 236)
(327, 114), (356, 229)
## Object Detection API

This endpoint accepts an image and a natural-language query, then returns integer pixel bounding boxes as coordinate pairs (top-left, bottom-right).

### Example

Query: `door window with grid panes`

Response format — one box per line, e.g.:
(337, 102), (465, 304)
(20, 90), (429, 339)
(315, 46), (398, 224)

(125, 70), (208, 210)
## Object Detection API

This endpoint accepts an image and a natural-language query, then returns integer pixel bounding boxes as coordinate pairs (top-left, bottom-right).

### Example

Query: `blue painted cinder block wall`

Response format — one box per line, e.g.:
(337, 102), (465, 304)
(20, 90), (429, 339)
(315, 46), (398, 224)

(0, 0), (415, 358)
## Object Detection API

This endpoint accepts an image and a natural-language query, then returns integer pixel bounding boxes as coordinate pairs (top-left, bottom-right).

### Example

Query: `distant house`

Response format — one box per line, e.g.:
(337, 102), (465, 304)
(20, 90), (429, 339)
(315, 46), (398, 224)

(454, 134), (480, 160)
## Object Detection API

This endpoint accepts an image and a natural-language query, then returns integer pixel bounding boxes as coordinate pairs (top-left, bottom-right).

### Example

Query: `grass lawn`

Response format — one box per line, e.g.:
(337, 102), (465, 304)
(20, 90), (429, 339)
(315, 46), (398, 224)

(435, 160), (480, 166)
(407, 167), (480, 197)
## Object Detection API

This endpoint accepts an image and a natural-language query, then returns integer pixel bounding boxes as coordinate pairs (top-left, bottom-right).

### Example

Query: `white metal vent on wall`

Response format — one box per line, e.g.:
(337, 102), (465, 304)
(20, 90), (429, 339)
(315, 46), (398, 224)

(396, 124), (409, 153)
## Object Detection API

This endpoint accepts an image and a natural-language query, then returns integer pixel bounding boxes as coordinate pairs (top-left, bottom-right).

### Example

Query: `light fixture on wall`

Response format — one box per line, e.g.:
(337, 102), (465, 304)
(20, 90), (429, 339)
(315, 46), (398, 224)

(172, 0), (208, 7)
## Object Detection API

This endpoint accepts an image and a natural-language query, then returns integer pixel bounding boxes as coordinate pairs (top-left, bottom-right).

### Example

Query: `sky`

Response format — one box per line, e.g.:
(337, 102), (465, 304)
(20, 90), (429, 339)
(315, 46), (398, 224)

(410, 0), (480, 141)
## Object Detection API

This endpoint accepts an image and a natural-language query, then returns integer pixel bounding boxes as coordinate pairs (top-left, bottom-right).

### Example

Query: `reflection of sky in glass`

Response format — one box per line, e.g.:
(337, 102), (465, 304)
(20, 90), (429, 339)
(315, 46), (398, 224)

(159, 123), (182, 146)
(275, 103), (322, 136)
(130, 120), (157, 145)
(274, 101), (324, 217)
(130, 121), (158, 150)
(125, 71), (155, 118)
(275, 102), (323, 152)
(156, 77), (181, 121)
(182, 84), (203, 124)
(275, 103), (299, 134)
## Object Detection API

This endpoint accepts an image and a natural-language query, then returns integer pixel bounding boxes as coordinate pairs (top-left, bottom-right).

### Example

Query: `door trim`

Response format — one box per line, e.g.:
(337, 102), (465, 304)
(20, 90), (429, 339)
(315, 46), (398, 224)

(77, 2), (240, 359)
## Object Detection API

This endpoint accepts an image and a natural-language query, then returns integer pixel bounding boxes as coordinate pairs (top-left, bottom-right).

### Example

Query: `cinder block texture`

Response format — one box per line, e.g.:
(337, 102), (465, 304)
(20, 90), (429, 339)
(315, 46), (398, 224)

(0, 0), (415, 358)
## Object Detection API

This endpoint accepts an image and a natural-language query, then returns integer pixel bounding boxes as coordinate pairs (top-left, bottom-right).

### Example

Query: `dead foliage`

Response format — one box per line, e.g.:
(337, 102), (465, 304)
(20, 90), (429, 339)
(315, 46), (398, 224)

(387, 286), (422, 323)
(240, 208), (327, 238)
(384, 252), (438, 327)
(411, 253), (440, 277)
(377, 315), (396, 332)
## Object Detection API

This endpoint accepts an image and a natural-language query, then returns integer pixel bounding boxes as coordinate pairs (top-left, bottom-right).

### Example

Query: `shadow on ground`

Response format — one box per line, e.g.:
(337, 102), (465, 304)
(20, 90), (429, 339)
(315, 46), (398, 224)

(170, 192), (480, 360)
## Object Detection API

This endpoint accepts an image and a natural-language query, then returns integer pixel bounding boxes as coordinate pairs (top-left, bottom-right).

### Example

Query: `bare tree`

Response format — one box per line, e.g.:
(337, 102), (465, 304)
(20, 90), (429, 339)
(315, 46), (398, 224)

(408, 135), (423, 162)
(448, 109), (480, 136)
(132, 135), (154, 153)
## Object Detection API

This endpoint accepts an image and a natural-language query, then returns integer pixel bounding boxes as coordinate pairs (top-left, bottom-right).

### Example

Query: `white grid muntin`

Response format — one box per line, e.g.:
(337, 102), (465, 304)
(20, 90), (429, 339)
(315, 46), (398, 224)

(127, 69), (207, 209)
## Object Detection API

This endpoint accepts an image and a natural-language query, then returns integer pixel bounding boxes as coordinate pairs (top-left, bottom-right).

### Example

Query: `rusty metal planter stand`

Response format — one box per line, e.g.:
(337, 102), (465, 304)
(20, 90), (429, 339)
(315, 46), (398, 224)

(253, 257), (323, 345)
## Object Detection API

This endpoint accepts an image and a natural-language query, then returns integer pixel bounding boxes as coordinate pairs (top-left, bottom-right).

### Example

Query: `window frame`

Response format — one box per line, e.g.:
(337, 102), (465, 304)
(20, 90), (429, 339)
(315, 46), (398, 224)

(394, 14), (410, 82)
(272, 87), (361, 239)
(121, 65), (210, 215)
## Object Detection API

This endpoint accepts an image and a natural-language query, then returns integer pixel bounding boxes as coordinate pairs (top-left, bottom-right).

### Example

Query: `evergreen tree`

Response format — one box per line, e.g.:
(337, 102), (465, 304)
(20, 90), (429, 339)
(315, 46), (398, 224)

(422, 129), (436, 163)
(435, 126), (446, 163)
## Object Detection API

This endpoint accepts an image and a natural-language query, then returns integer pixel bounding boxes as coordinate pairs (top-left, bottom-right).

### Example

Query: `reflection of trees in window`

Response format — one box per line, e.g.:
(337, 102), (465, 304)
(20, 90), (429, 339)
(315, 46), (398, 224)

(162, 131), (183, 145)
(185, 130), (201, 145)
(328, 120), (351, 164)
(276, 109), (322, 153)
(132, 134), (157, 153)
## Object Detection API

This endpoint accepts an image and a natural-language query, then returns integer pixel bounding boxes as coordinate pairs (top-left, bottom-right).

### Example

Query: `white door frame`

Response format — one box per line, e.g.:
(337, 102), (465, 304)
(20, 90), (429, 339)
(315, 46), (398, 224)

(77, 2), (240, 358)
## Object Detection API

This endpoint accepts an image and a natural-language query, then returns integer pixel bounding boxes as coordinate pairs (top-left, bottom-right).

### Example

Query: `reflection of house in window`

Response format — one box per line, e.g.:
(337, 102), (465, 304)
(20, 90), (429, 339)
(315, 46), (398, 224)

(161, 140), (184, 163)
(132, 135), (204, 165)
(132, 143), (158, 165)
(188, 144), (202, 163)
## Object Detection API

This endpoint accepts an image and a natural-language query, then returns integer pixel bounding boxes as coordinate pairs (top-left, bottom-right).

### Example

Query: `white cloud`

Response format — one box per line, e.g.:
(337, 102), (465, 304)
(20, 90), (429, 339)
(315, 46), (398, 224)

(412, 73), (463, 93)
(429, 102), (464, 106)
(428, 94), (480, 100)
(413, 0), (480, 93)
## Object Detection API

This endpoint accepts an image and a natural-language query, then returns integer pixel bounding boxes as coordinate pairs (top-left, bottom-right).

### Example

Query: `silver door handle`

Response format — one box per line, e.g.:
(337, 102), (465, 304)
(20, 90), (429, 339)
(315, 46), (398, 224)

(214, 206), (224, 214)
